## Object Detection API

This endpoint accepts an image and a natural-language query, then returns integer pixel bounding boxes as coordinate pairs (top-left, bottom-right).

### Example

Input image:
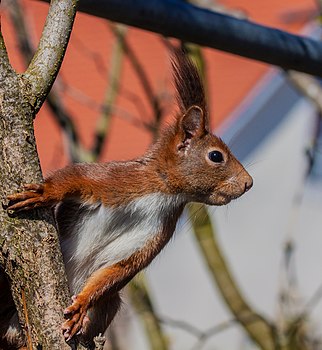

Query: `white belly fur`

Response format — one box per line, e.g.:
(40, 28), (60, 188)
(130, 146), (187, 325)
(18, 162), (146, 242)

(60, 193), (184, 293)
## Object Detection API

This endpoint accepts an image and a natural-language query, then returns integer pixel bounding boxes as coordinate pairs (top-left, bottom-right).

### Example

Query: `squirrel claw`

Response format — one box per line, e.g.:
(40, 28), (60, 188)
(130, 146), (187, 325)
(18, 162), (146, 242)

(23, 184), (44, 193)
(6, 184), (46, 212)
(62, 295), (89, 341)
(62, 315), (87, 341)
(6, 196), (44, 212)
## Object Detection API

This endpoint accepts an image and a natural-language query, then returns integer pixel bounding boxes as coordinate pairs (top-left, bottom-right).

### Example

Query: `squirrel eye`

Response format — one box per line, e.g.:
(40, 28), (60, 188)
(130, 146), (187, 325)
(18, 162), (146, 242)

(208, 150), (224, 163)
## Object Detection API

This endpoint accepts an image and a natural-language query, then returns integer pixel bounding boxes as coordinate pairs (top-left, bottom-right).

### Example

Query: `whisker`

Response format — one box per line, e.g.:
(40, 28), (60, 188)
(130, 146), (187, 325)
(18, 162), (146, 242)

(243, 158), (264, 169)
(177, 205), (203, 233)
(178, 204), (217, 235)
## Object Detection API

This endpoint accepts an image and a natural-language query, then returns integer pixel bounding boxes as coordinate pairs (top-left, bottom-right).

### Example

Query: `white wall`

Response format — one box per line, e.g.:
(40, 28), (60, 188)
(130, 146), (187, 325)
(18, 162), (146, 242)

(121, 99), (322, 349)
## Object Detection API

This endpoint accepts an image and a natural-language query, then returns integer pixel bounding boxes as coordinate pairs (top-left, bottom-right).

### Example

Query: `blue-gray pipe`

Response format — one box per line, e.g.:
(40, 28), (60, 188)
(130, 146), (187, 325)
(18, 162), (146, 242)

(39, 0), (322, 77)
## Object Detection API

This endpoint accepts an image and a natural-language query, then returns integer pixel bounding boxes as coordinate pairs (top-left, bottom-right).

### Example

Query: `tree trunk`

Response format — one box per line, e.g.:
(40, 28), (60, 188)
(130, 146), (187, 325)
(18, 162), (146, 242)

(0, 0), (78, 347)
(0, 38), (71, 350)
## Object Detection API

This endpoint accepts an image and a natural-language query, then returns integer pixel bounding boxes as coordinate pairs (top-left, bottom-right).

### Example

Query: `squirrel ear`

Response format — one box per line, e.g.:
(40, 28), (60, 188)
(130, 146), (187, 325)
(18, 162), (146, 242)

(180, 105), (207, 138)
(177, 105), (208, 151)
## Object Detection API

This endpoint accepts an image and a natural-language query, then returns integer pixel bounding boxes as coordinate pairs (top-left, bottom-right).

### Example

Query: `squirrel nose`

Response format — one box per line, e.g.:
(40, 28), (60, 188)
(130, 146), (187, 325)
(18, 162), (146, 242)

(244, 177), (253, 192)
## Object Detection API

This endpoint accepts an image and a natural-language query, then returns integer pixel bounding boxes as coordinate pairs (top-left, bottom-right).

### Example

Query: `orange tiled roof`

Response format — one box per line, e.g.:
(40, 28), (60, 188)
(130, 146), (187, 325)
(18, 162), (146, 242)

(2, 0), (316, 172)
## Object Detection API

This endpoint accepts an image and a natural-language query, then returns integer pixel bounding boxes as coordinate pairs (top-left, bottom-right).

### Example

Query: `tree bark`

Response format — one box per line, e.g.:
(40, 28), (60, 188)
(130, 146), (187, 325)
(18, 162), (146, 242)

(0, 0), (78, 348)
(0, 35), (70, 349)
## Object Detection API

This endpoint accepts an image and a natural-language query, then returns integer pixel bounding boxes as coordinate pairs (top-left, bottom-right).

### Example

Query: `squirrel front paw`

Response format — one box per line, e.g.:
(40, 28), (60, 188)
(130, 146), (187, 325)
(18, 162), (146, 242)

(62, 295), (90, 342)
(7, 184), (46, 211)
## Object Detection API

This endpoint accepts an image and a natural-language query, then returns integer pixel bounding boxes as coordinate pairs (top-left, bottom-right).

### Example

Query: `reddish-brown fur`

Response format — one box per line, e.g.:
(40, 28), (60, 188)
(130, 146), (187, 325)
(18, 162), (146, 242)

(4, 50), (253, 348)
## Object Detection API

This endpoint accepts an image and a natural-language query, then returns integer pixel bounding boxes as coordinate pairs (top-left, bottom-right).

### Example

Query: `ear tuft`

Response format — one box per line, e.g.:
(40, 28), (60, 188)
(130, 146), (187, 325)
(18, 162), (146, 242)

(171, 49), (207, 116)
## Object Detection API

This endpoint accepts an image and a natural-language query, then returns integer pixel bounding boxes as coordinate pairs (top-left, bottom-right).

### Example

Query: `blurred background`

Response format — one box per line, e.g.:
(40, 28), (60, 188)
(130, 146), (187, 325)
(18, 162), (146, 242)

(2, 0), (322, 349)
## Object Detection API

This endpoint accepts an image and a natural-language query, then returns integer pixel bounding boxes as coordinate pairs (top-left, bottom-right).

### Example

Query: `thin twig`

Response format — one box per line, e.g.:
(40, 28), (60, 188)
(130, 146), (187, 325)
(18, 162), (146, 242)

(70, 34), (108, 76)
(276, 70), (322, 348)
(91, 24), (126, 159)
(184, 43), (276, 349)
(5, 0), (34, 64)
(287, 71), (322, 114)
(120, 87), (149, 121)
(6, 0), (83, 162)
(57, 81), (153, 132)
(109, 23), (164, 138)
(159, 314), (236, 339)
(189, 203), (276, 350)
(189, 319), (236, 350)
(305, 282), (322, 312)
(94, 333), (106, 350)
(128, 274), (169, 350)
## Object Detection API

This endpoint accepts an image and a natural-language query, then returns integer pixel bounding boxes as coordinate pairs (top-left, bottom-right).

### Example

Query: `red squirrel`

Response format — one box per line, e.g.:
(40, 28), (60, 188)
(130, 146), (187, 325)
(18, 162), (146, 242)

(5, 50), (253, 348)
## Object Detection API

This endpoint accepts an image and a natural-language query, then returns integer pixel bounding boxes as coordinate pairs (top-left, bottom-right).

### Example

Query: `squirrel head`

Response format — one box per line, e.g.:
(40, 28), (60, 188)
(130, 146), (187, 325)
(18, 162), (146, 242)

(150, 50), (253, 206)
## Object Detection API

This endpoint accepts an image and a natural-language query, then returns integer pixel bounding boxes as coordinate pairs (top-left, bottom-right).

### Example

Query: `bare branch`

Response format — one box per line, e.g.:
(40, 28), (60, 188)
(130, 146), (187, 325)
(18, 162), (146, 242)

(128, 274), (169, 350)
(6, 0), (84, 163)
(109, 24), (164, 136)
(91, 24), (126, 159)
(189, 203), (276, 350)
(316, 0), (322, 13)
(56, 80), (153, 133)
(178, 43), (276, 349)
(25, 0), (78, 112)
(5, 0), (34, 64)
(287, 71), (322, 114)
